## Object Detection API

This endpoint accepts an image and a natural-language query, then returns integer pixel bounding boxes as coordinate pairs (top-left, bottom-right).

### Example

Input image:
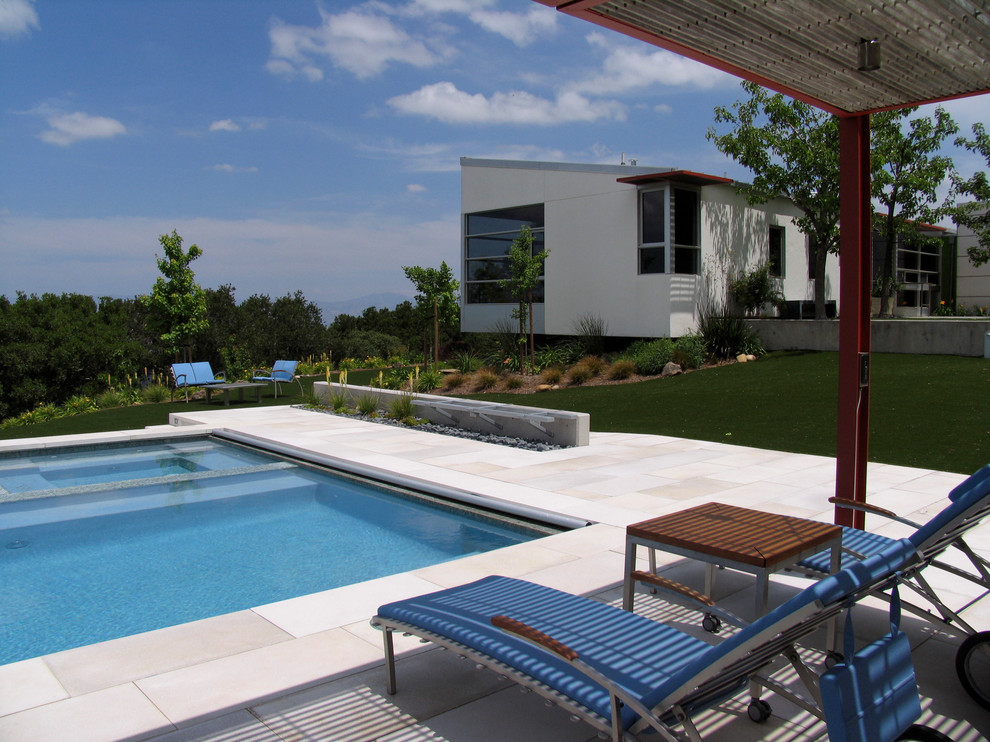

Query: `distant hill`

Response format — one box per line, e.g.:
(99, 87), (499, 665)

(317, 292), (413, 322)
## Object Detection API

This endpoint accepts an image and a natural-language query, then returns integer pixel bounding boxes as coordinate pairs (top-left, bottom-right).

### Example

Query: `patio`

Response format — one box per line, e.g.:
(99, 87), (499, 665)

(1, 405), (987, 740)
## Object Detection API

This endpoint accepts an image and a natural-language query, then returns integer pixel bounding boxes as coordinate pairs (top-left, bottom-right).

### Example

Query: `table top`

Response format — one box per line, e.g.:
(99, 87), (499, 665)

(626, 502), (840, 568)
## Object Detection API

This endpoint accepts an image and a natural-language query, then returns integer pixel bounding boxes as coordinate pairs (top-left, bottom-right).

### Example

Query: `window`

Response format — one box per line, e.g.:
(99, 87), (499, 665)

(639, 189), (666, 274)
(464, 204), (545, 304)
(768, 226), (784, 278)
(672, 188), (700, 275)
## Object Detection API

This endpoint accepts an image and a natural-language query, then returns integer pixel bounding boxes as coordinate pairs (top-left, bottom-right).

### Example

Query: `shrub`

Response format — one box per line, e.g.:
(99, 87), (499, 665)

(698, 302), (761, 360)
(450, 351), (483, 374)
(388, 392), (415, 420)
(504, 375), (523, 390)
(95, 389), (129, 409)
(577, 355), (607, 376)
(540, 366), (564, 385)
(441, 372), (464, 391)
(141, 385), (171, 404)
(64, 395), (98, 415)
(608, 359), (636, 379)
(474, 368), (500, 390)
(356, 394), (380, 416)
(729, 263), (784, 316)
(329, 389), (349, 412)
(673, 333), (707, 370)
(571, 312), (608, 356)
(415, 368), (444, 392)
(626, 338), (675, 375)
(535, 342), (578, 371)
(566, 363), (593, 385)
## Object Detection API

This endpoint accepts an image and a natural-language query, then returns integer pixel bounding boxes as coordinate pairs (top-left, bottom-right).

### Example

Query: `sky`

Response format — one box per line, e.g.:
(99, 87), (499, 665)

(1, 0), (986, 313)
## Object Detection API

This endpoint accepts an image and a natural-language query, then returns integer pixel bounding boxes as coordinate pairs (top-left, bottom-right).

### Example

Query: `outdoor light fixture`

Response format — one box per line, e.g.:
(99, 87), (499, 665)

(858, 38), (881, 71)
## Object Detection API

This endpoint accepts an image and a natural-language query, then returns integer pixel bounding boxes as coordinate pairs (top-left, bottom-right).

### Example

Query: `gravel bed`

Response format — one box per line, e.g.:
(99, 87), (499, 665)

(296, 405), (566, 451)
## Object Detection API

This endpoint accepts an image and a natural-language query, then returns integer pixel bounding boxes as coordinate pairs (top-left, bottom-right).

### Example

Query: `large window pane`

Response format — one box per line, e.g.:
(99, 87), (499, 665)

(466, 259), (510, 281)
(673, 246), (700, 274)
(769, 226), (784, 277)
(673, 188), (699, 246)
(641, 190), (665, 245)
(639, 247), (665, 274)
(466, 204), (544, 235)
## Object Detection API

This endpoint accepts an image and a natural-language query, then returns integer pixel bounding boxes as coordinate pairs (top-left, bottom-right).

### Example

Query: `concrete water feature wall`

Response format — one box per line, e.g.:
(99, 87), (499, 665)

(312, 382), (591, 447)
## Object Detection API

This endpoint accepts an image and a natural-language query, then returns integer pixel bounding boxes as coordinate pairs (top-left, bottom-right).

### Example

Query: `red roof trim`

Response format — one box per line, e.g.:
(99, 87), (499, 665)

(617, 170), (733, 187)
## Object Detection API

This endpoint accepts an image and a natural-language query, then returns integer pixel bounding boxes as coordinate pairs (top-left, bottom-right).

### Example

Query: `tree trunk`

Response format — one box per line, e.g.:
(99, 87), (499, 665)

(527, 290), (535, 374)
(814, 245), (828, 319)
(432, 296), (440, 367)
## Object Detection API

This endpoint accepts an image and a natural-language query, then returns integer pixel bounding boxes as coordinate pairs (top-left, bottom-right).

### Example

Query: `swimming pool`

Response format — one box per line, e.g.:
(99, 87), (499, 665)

(0, 436), (561, 664)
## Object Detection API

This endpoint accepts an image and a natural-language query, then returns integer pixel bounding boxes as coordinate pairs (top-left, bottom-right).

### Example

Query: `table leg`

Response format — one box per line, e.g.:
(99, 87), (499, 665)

(705, 563), (716, 599)
(622, 540), (637, 611)
(756, 569), (770, 616)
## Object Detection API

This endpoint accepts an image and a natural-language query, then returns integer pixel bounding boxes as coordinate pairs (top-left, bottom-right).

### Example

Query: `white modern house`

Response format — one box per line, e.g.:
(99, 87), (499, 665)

(956, 207), (990, 311)
(460, 158), (839, 338)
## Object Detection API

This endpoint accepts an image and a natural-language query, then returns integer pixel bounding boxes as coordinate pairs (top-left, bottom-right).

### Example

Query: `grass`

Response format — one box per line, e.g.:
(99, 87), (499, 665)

(1, 353), (986, 474)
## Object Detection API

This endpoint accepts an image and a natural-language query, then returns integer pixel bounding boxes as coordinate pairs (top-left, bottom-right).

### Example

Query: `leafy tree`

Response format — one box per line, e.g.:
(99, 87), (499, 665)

(498, 225), (549, 372)
(948, 122), (990, 267)
(708, 81), (840, 319)
(402, 262), (459, 366)
(142, 230), (209, 360)
(871, 106), (957, 316)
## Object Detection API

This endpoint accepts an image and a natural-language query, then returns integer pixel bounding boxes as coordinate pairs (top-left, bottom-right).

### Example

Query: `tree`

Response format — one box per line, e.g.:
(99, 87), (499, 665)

(142, 230), (209, 360)
(498, 226), (549, 372)
(708, 81), (840, 319)
(948, 122), (990, 267)
(402, 261), (459, 366)
(871, 106), (957, 316)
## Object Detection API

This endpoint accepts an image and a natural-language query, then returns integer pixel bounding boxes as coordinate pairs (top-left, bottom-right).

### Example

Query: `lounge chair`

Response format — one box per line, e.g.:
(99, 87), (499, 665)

(251, 360), (302, 398)
(170, 362), (226, 402)
(794, 464), (990, 708)
(373, 539), (922, 741)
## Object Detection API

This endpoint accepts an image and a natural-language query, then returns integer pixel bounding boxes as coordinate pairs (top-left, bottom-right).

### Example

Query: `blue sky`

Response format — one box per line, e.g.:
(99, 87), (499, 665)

(1, 0), (986, 311)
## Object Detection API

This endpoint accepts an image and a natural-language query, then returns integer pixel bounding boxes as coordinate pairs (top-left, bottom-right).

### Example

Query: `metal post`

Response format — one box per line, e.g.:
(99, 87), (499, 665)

(835, 114), (872, 530)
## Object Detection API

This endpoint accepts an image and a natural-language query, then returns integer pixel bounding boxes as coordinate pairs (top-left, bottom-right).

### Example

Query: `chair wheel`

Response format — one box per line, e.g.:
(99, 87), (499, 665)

(747, 699), (772, 722)
(702, 613), (722, 633)
(955, 631), (990, 710)
(824, 650), (844, 670)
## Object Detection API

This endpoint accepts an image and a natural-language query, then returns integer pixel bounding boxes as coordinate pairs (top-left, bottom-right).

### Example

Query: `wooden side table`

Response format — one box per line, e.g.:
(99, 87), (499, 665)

(623, 502), (842, 616)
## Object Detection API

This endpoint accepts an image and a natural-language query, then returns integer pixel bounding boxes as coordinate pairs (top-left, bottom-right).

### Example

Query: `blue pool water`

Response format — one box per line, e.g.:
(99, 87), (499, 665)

(0, 437), (554, 664)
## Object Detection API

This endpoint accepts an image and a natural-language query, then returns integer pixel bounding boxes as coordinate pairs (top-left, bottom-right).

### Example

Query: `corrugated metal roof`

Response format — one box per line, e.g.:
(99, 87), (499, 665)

(542, 0), (989, 115)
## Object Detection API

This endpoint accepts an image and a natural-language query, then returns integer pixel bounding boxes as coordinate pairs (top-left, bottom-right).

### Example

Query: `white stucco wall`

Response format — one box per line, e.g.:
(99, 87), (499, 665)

(956, 208), (990, 309)
(460, 159), (838, 338)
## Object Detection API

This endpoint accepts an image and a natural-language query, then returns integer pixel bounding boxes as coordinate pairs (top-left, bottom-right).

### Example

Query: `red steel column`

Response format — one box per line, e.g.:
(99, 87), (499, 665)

(835, 114), (872, 529)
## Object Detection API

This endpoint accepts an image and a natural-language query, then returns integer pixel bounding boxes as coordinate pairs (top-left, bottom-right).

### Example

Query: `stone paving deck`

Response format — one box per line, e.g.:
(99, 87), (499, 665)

(1, 406), (988, 741)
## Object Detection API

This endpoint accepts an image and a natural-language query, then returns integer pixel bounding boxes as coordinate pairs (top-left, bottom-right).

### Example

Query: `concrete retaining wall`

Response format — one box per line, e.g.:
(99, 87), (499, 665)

(312, 382), (590, 447)
(747, 318), (990, 357)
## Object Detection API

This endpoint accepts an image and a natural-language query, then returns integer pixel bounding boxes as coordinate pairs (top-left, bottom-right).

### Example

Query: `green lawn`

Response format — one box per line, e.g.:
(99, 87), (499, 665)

(2, 353), (987, 475)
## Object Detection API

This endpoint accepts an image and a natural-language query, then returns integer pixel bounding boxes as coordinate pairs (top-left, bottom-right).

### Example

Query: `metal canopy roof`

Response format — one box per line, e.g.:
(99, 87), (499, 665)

(541, 0), (990, 116)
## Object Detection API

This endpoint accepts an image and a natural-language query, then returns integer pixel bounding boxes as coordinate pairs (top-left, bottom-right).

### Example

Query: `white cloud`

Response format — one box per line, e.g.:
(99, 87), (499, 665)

(209, 119), (241, 132)
(466, 7), (556, 46)
(406, 183), (427, 193)
(570, 33), (734, 95)
(209, 164), (258, 173)
(267, 8), (445, 81)
(38, 111), (126, 146)
(0, 0), (39, 39)
(388, 81), (625, 125)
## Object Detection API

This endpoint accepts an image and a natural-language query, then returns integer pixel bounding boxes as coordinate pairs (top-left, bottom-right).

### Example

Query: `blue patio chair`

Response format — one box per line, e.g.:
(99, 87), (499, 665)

(251, 360), (302, 398)
(170, 362), (226, 402)
(373, 539), (927, 742)
(795, 464), (990, 709)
